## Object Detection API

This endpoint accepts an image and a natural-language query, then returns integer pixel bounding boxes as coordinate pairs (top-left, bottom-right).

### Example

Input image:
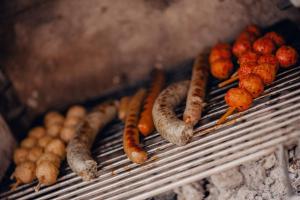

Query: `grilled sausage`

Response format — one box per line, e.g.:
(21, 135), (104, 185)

(118, 96), (131, 121)
(138, 69), (165, 136)
(123, 89), (148, 164)
(183, 54), (208, 126)
(67, 102), (117, 181)
(153, 80), (193, 146)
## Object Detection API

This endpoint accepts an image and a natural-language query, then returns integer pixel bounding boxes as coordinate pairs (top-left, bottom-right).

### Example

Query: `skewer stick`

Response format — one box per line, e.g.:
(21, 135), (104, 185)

(218, 76), (239, 88)
(231, 71), (238, 78)
(10, 180), (21, 191)
(217, 107), (236, 125)
(34, 182), (42, 192)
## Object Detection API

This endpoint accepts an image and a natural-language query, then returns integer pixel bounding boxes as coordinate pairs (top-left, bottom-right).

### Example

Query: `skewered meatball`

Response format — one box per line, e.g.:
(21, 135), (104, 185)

(239, 74), (264, 98)
(44, 112), (64, 127)
(47, 123), (62, 137)
(276, 45), (298, 68)
(60, 126), (76, 143)
(209, 47), (231, 64)
(237, 31), (256, 43)
(253, 37), (275, 55)
(264, 32), (285, 47)
(245, 24), (261, 37)
(210, 59), (233, 80)
(45, 139), (66, 159)
(38, 135), (53, 148)
(21, 137), (37, 149)
(253, 63), (277, 85)
(225, 88), (253, 111)
(238, 62), (257, 78)
(66, 105), (86, 119)
(28, 146), (44, 162)
(238, 51), (258, 65)
(36, 160), (59, 186)
(37, 152), (61, 168)
(63, 116), (81, 127)
(233, 39), (252, 57)
(28, 127), (46, 139)
(258, 54), (279, 71)
(13, 148), (29, 165)
(213, 43), (231, 50)
(13, 161), (36, 184)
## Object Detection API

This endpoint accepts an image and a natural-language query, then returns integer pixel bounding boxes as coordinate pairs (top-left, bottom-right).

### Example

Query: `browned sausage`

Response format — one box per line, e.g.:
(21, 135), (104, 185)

(123, 89), (147, 164)
(118, 96), (131, 121)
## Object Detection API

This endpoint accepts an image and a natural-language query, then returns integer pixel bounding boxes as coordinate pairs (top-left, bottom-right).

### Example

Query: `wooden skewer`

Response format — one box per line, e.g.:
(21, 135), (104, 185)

(218, 76), (239, 88)
(217, 107), (236, 125)
(231, 71), (238, 78)
(34, 182), (42, 192)
(10, 180), (21, 191)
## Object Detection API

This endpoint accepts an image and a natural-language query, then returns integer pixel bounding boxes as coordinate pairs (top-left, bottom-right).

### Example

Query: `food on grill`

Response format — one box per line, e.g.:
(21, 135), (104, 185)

(123, 89), (148, 164)
(253, 37), (276, 55)
(60, 105), (86, 143)
(37, 152), (61, 168)
(35, 160), (59, 188)
(28, 127), (46, 139)
(10, 161), (36, 190)
(276, 45), (298, 68)
(153, 80), (193, 146)
(253, 63), (277, 85)
(118, 96), (131, 121)
(45, 139), (66, 159)
(264, 31), (285, 47)
(20, 137), (37, 149)
(232, 39), (252, 58)
(237, 31), (257, 43)
(38, 135), (53, 148)
(209, 43), (231, 64)
(28, 146), (44, 162)
(45, 112), (64, 137)
(183, 54), (208, 126)
(210, 59), (234, 80)
(13, 148), (29, 165)
(257, 54), (279, 70)
(138, 69), (165, 136)
(239, 74), (264, 98)
(67, 102), (117, 181)
(238, 51), (258, 65)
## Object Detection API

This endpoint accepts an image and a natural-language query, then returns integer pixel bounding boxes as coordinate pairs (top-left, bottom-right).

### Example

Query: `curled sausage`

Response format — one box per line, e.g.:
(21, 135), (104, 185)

(67, 102), (117, 181)
(153, 80), (193, 146)
(123, 89), (148, 164)
(138, 69), (165, 136)
(183, 54), (208, 126)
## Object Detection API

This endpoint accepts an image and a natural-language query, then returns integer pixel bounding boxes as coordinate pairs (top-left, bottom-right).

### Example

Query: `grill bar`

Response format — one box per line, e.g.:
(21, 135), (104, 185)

(1, 65), (300, 200)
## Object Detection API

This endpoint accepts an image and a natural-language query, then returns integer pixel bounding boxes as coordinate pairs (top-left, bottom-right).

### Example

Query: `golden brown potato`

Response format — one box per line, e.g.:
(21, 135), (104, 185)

(28, 127), (46, 139)
(36, 160), (59, 186)
(13, 161), (36, 184)
(37, 152), (61, 168)
(44, 112), (64, 127)
(13, 148), (29, 165)
(45, 139), (66, 159)
(38, 135), (53, 148)
(20, 137), (37, 149)
(66, 105), (86, 119)
(47, 123), (62, 137)
(60, 126), (76, 143)
(63, 116), (81, 127)
(28, 147), (44, 162)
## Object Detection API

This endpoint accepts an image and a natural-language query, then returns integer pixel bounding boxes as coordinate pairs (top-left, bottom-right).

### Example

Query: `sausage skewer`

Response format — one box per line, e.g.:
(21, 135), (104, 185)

(153, 80), (193, 146)
(183, 54), (208, 126)
(138, 69), (165, 136)
(123, 89), (148, 164)
(67, 102), (117, 181)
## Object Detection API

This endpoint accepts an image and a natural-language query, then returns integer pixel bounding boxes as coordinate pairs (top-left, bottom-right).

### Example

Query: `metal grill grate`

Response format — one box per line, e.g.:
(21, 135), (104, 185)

(1, 64), (300, 200)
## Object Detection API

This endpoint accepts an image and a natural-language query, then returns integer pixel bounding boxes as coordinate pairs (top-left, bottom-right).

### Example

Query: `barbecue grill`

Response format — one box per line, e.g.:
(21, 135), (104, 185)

(1, 32), (300, 199)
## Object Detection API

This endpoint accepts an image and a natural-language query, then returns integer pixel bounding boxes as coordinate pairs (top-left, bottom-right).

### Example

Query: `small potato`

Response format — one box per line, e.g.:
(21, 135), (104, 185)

(232, 40), (252, 58)
(38, 135), (53, 148)
(60, 126), (76, 143)
(253, 37), (275, 55)
(45, 139), (66, 159)
(14, 161), (36, 184)
(36, 160), (59, 186)
(63, 116), (81, 127)
(28, 127), (46, 139)
(210, 59), (233, 80)
(13, 148), (29, 164)
(47, 123), (62, 137)
(28, 147), (44, 162)
(239, 74), (264, 98)
(21, 137), (37, 149)
(44, 112), (64, 127)
(37, 152), (61, 168)
(66, 105), (86, 119)
(225, 88), (253, 111)
(276, 45), (298, 68)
